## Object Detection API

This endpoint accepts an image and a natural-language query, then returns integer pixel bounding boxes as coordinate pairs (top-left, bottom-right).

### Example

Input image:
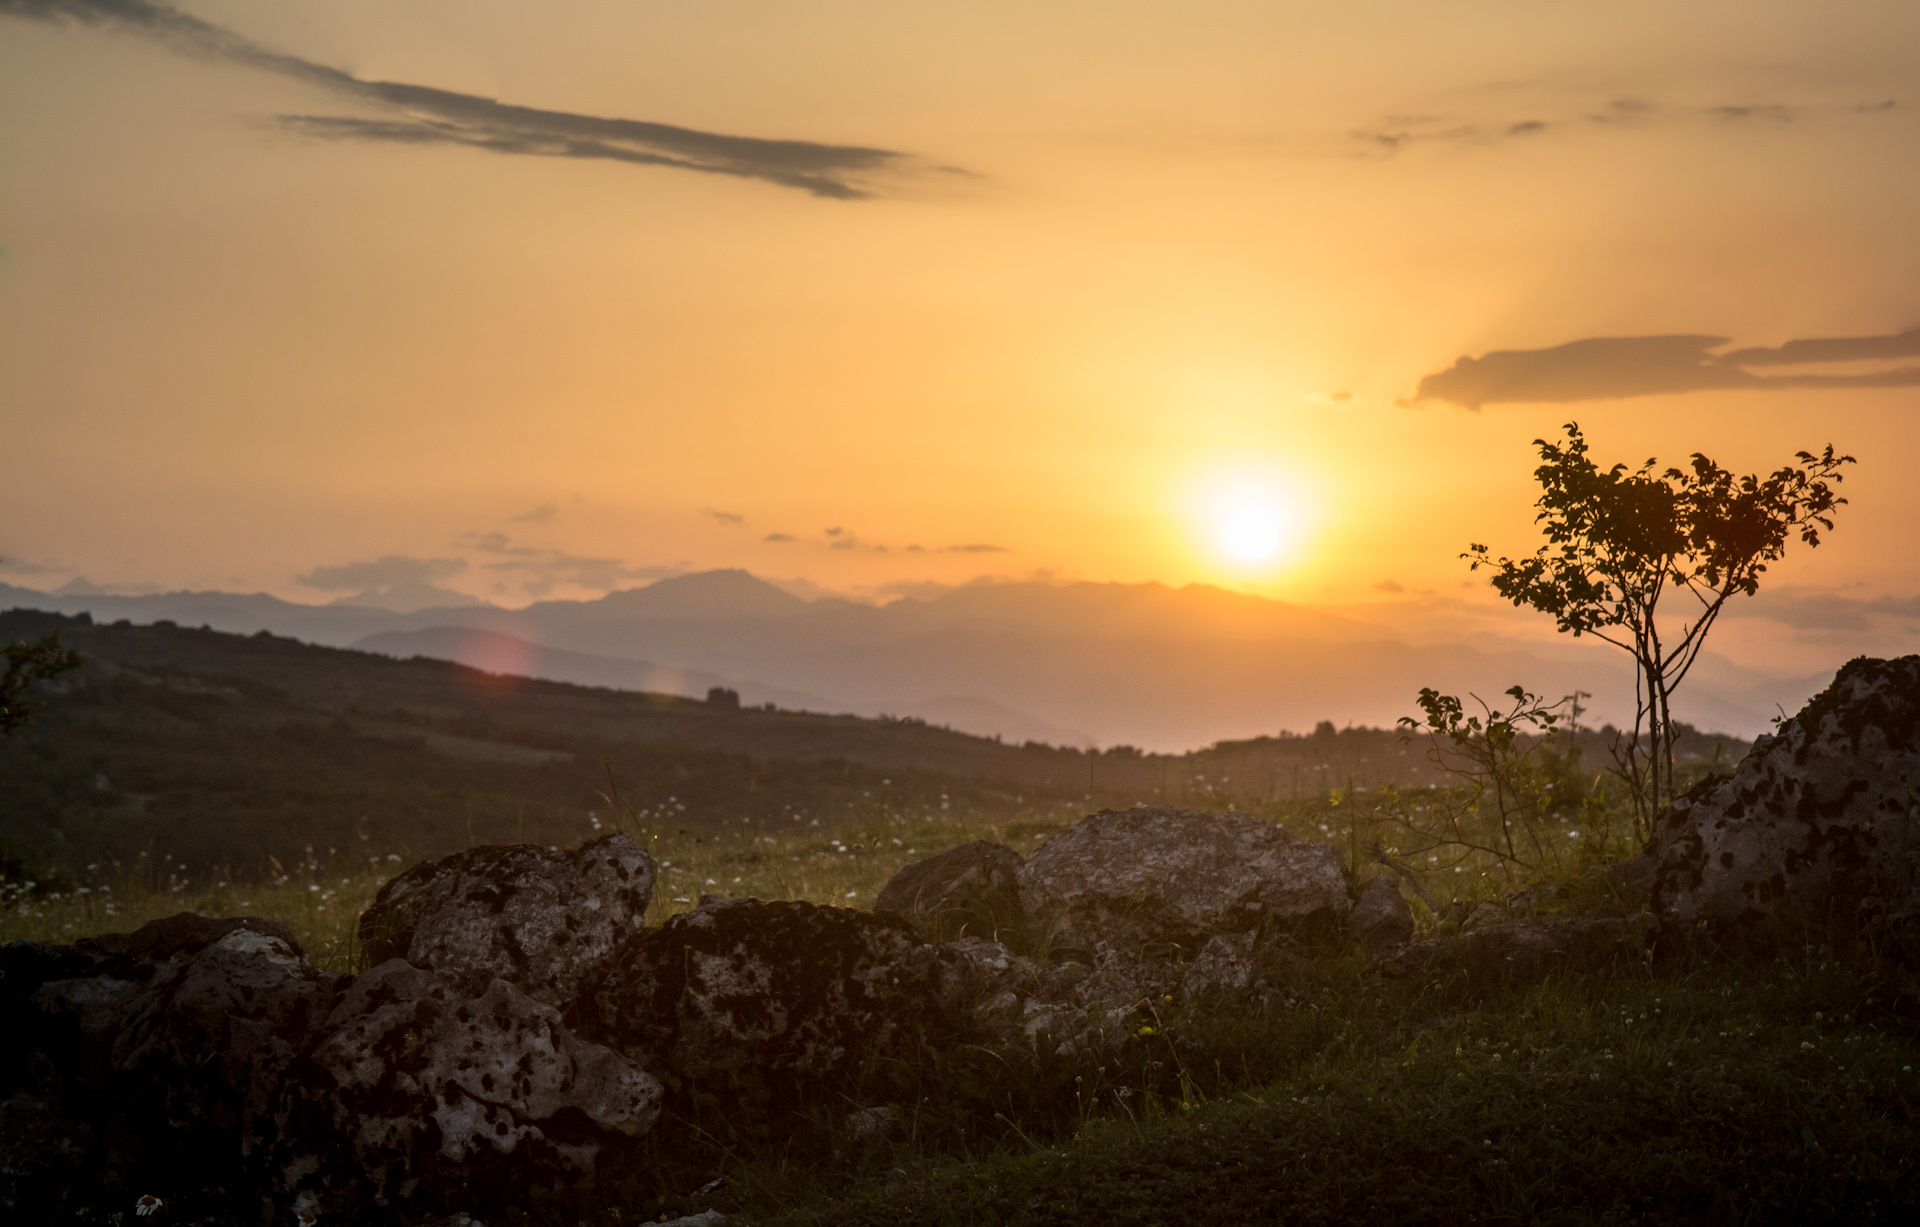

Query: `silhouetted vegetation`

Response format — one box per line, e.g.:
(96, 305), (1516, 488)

(1466, 422), (1852, 832)
(2, 627), (81, 734)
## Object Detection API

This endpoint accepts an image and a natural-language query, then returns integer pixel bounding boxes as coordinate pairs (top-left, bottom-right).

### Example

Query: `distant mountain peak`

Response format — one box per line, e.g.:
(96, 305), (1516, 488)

(589, 569), (811, 620)
(330, 581), (484, 614)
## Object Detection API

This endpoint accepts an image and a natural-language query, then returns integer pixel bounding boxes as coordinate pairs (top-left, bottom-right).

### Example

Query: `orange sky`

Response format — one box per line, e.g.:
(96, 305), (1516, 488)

(3, 1), (1917, 667)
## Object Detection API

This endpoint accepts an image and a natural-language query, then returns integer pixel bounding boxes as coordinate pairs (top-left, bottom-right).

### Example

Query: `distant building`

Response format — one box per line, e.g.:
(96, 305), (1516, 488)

(706, 686), (741, 709)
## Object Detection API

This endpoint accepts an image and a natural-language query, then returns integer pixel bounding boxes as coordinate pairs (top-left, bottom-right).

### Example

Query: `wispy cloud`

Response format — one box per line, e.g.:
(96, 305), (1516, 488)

(459, 531), (680, 596)
(296, 554), (465, 591)
(2, 0), (928, 198)
(1412, 328), (1920, 408)
(760, 526), (1010, 555)
(1720, 589), (1920, 632)
(510, 502), (558, 525)
(1352, 90), (1898, 157)
(701, 508), (745, 527)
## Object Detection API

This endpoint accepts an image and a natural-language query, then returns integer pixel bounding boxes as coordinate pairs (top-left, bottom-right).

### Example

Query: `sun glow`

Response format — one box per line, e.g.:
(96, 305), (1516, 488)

(1193, 468), (1310, 572)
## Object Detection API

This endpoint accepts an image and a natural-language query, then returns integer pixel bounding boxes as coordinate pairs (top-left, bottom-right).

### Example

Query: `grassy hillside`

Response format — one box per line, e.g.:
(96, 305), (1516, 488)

(0, 611), (1094, 881)
(4, 608), (1584, 881)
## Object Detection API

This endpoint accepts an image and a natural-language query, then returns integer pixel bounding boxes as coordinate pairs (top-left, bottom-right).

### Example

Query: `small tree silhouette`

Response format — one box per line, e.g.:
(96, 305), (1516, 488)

(1465, 421), (1853, 838)
(2, 631), (82, 735)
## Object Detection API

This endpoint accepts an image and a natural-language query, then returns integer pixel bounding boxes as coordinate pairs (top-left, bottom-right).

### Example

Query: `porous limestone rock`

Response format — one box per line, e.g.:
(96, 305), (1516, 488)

(1651, 655), (1920, 930)
(585, 898), (968, 1109)
(939, 931), (1267, 1057)
(1018, 807), (1352, 956)
(1347, 876), (1416, 949)
(0, 914), (330, 1219)
(273, 959), (661, 1217)
(874, 840), (1027, 947)
(357, 833), (656, 1010)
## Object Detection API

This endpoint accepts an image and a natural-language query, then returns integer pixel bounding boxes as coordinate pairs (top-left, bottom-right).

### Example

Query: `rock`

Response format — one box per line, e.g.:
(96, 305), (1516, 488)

(111, 926), (338, 1155)
(875, 841), (1028, 948)
(936, 933), (1261, 1056)
(1178, 931), (1258, 997)
(645, 1212), (729, 1227)
(1347, 877), (1415, 948)
(844, 1105), (900, 1140)
(272, 959), (661, 1217)
(0, 914), (332, 1219)
(585, 899), (968, 1110)
(357, 833), (656, 1011)
(1651, 655), (1920, 930)
(1018, 807), (1352, 957)
(1389, 913), (1657, 979)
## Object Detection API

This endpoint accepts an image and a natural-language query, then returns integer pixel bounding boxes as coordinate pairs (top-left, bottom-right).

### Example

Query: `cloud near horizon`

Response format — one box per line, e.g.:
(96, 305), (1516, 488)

(1, 0), (922, 199)
(1719, 588), (1920, 633)
(1413, 328), (1920, 408)
(296, 554), (465, 591)
(460, 531), (681, 596)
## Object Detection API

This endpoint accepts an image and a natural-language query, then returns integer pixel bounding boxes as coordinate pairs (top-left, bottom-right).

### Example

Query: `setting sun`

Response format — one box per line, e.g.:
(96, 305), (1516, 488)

(1194, 470), (1308, 572)
(1222, 504), (1283, 561)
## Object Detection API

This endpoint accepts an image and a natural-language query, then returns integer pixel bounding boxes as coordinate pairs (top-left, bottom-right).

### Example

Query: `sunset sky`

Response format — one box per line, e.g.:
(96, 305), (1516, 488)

(4, 2), (1917, 670)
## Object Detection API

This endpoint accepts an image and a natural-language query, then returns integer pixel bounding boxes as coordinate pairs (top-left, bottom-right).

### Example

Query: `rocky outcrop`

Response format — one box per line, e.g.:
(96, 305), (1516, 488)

(942, 928), (1275, 1058)
(1018, 807), (1352, 956)
(874, 840), (1027, 947)
(358, 832), (657, 1010)
(0, 915), (331, 1219)
(272, 959), (661, 1217)
(586, 898), (970, 1110)
(1347, 876), (1415, 948)
(2, 909), (663, 1221)
(1651, 655), (1920, 931)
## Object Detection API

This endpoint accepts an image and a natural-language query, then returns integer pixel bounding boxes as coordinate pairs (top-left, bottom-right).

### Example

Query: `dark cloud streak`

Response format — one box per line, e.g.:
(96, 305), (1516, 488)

(1415, 329), (1920, 408)
(2, 0), (917, 198)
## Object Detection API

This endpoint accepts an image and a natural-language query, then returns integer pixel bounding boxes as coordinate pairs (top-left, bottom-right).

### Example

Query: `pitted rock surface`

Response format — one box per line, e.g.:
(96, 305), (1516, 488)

(1651, 655), (1920, 929)
(1347, 877), (1416, 949)
(274, 959), (660, 1216)
(942, 932), (1272, 1056)
(586, 899), (968, 1108)
(1019, 807), (1352, 955)
(112, 927), (338, 1151)
(357, 833), (656, 1009)
(874, 840), (1028, 947)
(0, 914), (333, 1219)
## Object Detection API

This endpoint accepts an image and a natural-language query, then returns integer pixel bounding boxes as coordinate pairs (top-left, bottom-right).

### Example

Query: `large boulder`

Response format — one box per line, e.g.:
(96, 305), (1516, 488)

(358, 833), (656, 1011)
(1651, 655), (1920, 930)
(272, 959), (661, 1218)
(874, 840), (1028, 947)
(0, 914), (333, 1219)
(585, 899), (970, 1111)
(1347, 876), (1416, 949)
(1018, 807), (1352, 957)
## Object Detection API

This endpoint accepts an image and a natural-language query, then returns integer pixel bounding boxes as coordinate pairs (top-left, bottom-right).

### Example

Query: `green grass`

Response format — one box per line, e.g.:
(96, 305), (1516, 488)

(714, 948), (1920, 1226)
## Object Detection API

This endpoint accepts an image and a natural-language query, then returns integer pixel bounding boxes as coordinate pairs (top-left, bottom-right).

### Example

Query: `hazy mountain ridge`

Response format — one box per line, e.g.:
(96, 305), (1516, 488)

(1, 571), (1828, 747)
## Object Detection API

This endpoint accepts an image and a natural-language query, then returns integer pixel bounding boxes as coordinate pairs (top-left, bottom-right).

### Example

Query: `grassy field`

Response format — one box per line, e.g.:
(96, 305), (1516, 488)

(9, 797), (1919, 1225)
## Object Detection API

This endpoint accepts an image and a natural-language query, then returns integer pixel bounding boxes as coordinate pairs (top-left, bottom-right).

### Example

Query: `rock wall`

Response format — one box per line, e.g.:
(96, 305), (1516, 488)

(6, 807), (1377, 1218)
